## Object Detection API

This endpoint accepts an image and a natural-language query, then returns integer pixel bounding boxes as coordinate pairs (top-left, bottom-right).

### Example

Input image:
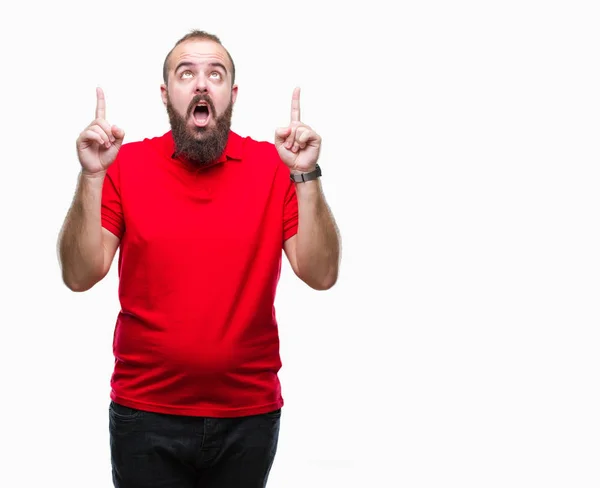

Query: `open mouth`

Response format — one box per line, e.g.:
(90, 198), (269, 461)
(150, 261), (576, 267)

(192, 102), (211, 127)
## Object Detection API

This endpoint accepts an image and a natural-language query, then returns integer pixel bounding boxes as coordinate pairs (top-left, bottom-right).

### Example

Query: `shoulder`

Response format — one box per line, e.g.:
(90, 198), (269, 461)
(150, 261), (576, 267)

(108, 132), (170, 174)
(236, 133), (287, 172)
(119, 133), (169, 159)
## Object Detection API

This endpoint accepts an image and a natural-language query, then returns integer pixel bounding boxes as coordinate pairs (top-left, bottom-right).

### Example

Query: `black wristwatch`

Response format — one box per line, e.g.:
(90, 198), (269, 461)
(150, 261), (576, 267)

(290, 164), (322, 183)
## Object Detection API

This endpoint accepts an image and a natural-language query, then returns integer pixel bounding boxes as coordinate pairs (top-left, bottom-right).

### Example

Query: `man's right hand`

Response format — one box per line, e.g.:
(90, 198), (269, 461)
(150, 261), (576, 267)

(76, 87), (125, 177)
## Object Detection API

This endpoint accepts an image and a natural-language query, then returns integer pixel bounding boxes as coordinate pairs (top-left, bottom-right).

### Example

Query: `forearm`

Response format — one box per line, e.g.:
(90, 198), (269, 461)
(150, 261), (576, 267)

(58, 172), (106, 291)
(294, 179), (340, 289)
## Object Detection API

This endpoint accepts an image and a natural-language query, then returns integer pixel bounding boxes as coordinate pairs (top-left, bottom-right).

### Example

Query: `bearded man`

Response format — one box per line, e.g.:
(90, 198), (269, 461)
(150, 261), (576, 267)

(58, 30), (340, 488)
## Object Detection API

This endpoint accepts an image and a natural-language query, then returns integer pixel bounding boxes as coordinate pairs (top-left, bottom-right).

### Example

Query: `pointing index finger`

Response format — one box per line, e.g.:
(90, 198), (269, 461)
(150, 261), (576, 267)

(96, 87), (106, 120)
(290, 87), (301, 122)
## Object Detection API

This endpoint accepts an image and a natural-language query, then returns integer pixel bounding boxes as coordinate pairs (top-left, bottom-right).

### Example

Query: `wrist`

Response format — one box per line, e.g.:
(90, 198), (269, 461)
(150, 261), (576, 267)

(290, 164), (321, 183)
(80, 169), (107, 181)
(290, 165), (317, 175)
(79, 170), (107, 193)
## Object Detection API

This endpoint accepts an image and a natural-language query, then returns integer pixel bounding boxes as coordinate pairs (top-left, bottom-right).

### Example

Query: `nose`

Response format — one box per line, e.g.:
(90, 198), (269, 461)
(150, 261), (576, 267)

(194, 73), (209, 94)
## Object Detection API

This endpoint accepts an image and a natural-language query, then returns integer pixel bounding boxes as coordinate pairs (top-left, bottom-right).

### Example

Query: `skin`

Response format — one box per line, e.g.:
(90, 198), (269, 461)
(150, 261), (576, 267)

(275, 88), (340, 290)
(160, 39), (238, 133)
(58, 38), (339, 292)
(57, 88), (122, 291)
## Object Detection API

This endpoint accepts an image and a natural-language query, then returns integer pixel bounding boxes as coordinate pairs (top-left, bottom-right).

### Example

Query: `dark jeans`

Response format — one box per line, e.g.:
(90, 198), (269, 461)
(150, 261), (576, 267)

(109, 401), (281, 488)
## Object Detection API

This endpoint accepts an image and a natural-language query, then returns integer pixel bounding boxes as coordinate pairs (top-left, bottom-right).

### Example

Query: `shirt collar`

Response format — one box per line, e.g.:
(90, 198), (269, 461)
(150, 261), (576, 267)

(160, 130), (243, 170)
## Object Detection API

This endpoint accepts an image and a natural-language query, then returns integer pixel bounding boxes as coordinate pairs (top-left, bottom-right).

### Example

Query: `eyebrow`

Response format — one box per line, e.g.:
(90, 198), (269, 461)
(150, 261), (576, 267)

(174, 61), (228, 75)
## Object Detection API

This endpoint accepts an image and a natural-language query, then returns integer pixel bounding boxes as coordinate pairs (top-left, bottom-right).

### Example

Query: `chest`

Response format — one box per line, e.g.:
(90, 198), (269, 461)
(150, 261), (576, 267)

(120, 164), (280, 253)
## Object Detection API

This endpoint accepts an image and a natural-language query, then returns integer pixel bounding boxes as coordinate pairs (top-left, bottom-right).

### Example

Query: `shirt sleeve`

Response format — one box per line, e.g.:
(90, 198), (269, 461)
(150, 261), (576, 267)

(101, 159), (125, 239)
(283, 177), (298, 243)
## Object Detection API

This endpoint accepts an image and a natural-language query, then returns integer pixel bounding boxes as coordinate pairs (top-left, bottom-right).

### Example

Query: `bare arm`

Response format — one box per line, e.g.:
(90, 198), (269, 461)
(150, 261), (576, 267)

(57, 87), (124, 291)
(58, 172), (120, 291)
(276, 87), (340, 290)
(284, 179), (340, 290)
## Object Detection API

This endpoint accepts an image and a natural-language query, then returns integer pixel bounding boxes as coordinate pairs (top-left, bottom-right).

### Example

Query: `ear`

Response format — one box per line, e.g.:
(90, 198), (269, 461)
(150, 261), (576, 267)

(231, 84), (238, 105)
(160, 84), (168, 107)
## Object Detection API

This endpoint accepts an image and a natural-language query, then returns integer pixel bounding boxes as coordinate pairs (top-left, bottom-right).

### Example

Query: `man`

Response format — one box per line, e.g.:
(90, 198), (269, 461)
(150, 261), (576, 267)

(57, 30), (340, 487)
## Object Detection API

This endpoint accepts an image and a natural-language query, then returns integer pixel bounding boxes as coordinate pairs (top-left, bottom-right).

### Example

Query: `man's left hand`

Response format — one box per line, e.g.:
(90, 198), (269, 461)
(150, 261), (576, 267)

(274, 87), (321, 173)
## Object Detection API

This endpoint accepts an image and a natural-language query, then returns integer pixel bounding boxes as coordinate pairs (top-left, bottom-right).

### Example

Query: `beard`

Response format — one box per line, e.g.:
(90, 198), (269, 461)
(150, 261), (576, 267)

(167, 93), (233, 167)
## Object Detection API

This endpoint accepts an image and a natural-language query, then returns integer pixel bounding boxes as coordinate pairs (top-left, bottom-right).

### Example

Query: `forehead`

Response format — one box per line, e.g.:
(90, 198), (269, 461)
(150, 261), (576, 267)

(169, 39), (231, 72)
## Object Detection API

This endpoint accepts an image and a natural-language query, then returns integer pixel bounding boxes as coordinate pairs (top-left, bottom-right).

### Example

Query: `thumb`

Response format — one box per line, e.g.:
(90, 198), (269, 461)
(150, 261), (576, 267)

(274, 127), (291, 145)
(111, 125), (125, 149)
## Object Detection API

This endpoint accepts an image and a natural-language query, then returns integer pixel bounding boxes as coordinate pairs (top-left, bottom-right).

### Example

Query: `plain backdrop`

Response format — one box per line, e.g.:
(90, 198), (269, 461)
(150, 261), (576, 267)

(1, 0), (599, 487)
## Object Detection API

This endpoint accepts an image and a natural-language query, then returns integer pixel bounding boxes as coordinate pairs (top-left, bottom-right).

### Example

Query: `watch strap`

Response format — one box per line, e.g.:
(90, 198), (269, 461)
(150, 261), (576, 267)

(290, 164), (322, 183)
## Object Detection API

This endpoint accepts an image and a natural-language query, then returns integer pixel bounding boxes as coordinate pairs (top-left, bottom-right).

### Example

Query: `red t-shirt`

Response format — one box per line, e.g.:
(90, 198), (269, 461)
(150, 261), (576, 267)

(101, 130), (298, 417)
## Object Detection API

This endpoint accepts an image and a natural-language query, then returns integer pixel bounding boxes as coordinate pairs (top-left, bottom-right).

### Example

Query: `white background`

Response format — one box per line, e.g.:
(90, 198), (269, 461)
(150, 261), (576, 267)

(1, 0), (599, 486)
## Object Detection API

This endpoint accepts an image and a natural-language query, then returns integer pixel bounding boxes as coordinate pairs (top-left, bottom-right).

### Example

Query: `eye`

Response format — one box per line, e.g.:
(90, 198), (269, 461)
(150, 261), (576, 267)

(180, 70), (193, 79)
(210, 71), (222, 80)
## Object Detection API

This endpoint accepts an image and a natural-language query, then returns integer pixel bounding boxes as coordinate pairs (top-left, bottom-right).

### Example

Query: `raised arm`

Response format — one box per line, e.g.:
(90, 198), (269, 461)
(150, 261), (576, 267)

(57, 88), (125, 291)
(275, 88), (340, 290)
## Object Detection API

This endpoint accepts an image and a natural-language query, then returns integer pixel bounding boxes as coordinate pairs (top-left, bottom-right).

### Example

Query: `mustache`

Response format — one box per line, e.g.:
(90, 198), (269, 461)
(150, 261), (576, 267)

(187, 94), (216, 118)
